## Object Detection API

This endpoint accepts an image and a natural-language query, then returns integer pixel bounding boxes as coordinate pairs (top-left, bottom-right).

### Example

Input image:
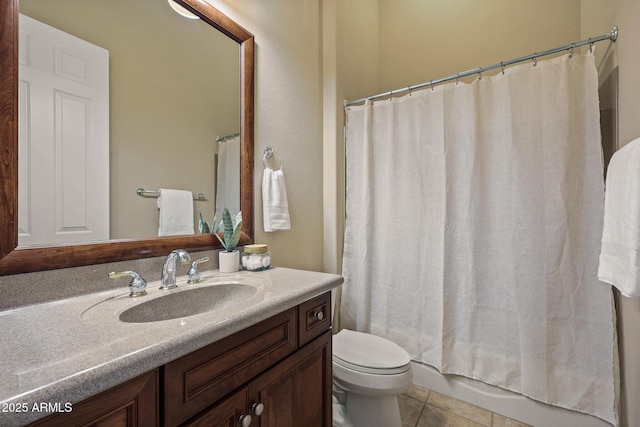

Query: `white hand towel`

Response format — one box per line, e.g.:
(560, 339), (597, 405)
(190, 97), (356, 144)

(598, 137), (640, 297)
(262, 168), (291, 232)
(157, 188), (194, 236)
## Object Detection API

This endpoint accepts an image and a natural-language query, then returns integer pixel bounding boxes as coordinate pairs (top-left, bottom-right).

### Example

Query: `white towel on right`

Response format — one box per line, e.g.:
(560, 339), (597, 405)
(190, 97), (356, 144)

(262, 168), (291, 232)
(598, 137), (640, 297)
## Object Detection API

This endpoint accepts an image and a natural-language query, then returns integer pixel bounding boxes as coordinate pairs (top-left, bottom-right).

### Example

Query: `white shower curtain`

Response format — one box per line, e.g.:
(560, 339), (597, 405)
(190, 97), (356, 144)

(341, 52), (618, 425)
(215, 135), (241, 223)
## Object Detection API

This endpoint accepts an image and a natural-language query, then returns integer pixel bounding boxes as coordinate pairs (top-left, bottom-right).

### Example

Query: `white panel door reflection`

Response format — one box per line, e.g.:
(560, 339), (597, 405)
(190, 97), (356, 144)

(18, 14), (109, 246)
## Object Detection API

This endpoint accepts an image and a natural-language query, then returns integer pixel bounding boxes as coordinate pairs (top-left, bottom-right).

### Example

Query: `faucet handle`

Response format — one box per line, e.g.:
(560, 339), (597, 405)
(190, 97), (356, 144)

(187, 257), (210, 284)
(109, 271), (148, 297)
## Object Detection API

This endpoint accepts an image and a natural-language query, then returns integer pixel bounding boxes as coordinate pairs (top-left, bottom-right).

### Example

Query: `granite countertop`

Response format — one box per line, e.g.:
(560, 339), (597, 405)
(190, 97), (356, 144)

(0, 267), (343, 426)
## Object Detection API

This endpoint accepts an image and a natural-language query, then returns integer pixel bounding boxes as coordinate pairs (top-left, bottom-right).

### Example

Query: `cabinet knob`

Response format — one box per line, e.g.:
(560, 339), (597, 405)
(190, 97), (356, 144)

(314, 311), (324, 321)
(252, 402), (265, 416)
(239, 414), (252, 427)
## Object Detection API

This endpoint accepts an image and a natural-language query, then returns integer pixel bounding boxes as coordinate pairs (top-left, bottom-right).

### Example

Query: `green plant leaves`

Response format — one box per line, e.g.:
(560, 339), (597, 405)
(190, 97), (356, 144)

(213, 208), (242, 252)
(198, 211), (211, 234)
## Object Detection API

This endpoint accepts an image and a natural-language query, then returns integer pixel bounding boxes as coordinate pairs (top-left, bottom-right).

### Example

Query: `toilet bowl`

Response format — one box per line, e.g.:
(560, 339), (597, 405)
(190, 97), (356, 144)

(332, 329), (413, 427)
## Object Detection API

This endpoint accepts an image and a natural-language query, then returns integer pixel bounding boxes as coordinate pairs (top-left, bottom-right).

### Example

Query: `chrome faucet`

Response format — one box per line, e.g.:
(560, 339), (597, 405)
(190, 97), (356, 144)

(160, 249), (191, 290)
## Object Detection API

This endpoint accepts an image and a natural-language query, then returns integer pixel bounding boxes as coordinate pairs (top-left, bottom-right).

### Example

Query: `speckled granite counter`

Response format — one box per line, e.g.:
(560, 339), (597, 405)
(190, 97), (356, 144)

(0, 267), (343, 426)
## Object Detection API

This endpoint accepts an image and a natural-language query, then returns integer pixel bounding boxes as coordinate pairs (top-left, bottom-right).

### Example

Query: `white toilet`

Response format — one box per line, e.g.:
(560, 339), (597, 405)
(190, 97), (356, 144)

(332, 329), (413, 427)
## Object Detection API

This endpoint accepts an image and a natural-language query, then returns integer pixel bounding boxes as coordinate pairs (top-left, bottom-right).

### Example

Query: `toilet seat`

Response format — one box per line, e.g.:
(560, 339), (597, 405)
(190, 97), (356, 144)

(333, 356), (410, 375)
(333, 329), (411, 375)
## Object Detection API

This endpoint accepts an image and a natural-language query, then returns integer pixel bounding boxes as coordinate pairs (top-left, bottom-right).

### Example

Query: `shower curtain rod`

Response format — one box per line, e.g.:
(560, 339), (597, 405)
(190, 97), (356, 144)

(344, 27), (618, 107)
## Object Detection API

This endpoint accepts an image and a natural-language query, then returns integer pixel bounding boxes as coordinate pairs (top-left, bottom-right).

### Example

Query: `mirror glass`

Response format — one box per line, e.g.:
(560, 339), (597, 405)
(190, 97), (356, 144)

(0, 0), (255, 275)
(18, 0), (240, 246)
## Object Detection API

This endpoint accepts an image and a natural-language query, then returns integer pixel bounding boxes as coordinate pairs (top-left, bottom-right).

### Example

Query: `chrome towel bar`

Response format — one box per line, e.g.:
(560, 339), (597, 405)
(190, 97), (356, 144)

(136, 188), (206, 201)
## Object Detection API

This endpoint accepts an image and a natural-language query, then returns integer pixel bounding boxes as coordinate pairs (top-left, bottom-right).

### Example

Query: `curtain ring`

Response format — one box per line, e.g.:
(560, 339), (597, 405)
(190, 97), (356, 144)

(569, 43), (575, 58)
(500, 61), (505, 75)
(589, 41), (594, 53)
(477, 68), (482, 80)
(532, 54), (538, 67)
(455, 73), (459, 86)
(430, 80), (434, 91)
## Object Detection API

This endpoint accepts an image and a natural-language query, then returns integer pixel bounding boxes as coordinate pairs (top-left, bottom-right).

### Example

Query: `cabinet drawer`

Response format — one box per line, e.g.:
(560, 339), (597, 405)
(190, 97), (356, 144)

(163, 308), (297, 427)
(298, 292), (331, 346)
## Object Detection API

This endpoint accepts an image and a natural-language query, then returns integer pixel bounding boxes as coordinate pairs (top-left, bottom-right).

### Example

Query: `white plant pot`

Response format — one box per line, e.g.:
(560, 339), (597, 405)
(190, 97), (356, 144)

(219, 250), (239, 273)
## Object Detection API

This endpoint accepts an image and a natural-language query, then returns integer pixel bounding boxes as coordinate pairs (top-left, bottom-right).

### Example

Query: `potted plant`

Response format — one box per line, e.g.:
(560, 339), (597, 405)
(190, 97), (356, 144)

(200, 208), (243, 273)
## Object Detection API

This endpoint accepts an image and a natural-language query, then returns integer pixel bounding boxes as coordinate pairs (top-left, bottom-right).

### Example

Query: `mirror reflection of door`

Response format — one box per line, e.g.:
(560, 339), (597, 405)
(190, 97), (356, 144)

(18, 0), (241, 244)
(18, 14), (109, 246)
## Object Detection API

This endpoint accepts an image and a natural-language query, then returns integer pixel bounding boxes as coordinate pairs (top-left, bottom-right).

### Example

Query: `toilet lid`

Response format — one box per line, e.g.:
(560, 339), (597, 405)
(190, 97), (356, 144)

(333, 329), (411, 374)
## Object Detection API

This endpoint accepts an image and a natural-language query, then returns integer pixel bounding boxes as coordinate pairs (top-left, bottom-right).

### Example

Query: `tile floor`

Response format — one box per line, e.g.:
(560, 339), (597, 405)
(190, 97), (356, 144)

(399, 385), (532, 427)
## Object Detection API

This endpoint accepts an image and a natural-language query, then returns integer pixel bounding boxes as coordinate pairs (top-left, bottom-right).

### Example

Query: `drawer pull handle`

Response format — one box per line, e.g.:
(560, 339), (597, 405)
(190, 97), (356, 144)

(239, 414), (252, 427)
(252, 402), (265, 416)
(314, 311), (324, 321)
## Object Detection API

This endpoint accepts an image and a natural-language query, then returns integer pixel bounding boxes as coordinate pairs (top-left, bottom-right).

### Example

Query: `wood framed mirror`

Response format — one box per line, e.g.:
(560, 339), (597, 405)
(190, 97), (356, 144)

(0, 0), (254, 275)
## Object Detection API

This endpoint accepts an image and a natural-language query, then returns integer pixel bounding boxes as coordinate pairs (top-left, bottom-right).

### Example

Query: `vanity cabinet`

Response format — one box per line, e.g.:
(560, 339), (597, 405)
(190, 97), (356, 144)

(168, 291), (332, 427)
(27, 291), (332, 427)
(163, 307), (299, 426)
(185, 330), (331, 427)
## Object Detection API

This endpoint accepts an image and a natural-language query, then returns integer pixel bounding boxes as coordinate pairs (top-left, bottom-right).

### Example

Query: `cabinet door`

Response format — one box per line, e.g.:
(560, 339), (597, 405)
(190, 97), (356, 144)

(182, 388), (251, 427)
(248, 331), (332, 427)
(28, 370), (158, 427)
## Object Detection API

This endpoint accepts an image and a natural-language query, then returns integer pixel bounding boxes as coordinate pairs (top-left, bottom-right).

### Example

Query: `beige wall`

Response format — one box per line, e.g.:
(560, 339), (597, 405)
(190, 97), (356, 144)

(20, 0), (240, 239)
(582, 2), (640, 426)
(378, 0), (581, 91)
(213, 0), (325, 271)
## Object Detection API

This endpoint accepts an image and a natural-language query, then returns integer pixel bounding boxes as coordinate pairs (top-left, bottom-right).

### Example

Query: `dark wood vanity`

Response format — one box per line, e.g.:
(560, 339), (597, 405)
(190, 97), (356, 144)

(29, 292), (332, 427)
